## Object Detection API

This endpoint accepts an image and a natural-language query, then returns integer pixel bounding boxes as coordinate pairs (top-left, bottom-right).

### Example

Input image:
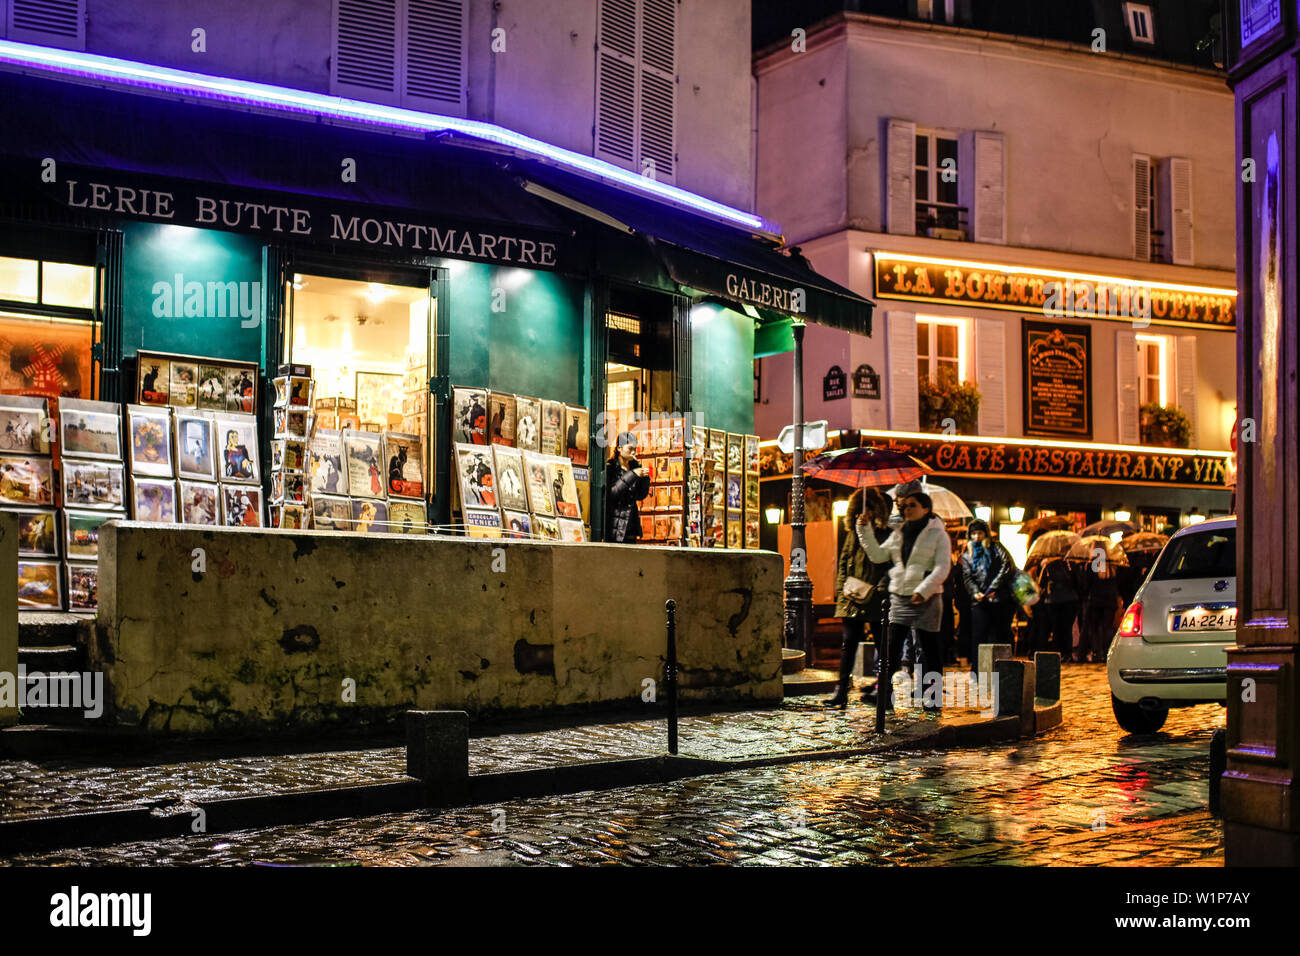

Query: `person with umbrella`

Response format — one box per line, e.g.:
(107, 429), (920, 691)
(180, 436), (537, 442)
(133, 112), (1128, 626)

(1070, 536), (1127, 663)
(958, 518), (1017, 670)
(1033, 553), (1080, 659)
(855, 479), (952, 711)
(826, 487), (892, 707)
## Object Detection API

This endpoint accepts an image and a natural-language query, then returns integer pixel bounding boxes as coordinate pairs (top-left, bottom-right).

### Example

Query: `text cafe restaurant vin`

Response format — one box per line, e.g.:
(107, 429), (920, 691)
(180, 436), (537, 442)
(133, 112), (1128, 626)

(758, 252), (1234, 566)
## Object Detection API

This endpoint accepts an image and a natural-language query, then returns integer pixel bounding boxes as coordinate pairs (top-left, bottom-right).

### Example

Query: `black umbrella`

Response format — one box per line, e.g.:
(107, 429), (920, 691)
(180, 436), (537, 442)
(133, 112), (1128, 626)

(1079, 519), (1138, 538)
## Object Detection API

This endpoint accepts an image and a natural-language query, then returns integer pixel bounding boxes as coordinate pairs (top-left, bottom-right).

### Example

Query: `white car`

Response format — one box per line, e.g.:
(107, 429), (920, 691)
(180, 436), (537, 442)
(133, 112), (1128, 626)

(1107, 515), (1235, 734)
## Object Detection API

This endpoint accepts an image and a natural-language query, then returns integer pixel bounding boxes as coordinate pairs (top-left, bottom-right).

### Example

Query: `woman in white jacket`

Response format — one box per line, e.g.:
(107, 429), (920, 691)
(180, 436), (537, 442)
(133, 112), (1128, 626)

(856, 482), (952, 711)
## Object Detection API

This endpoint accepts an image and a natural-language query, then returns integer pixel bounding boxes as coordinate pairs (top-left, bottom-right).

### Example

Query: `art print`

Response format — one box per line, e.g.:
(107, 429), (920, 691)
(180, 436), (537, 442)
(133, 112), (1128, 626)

(388, 499), (427, 534)
(127, 404), (174, 477)
(176, 413), (217, 480)
(15, 508), (58, 557)
(67, 562), (98, 613)
(492, 446), (529, 513)
(456, 443), (498, 508)
(667, 457), (684, 482)
(0, 455), (54, 506)
(727, 519), (742, 549)
(557, 517), (586, 543)
(274, 406), (309, 439)
(727, 434), (743, 473)
(274, 504), (308, 530)
(343, 430), (385, 499)
(503, 510), (532, 540)
(351, 497), (389, 534)
(271, 439), (307, 473)
(132, 478), (177, 523)
(0, 398), (50, 455)
(356, 371), (402, 429)
(289, 377), (313, 407)
(746, 435), (759, 475)
(59, 399), (120, 459)
(488, 392), (517, 446)
(169, 362), (198, 407)
(18, 559), (62, 610)
(61, 459), (123, 510)
(310, 494), (351, 531)
(138, 357), (171, 405)
(745, 516), (760, 549)
(464, 506), (502, 538)
(452, 387), (488, 445)
(523, 452), (554, 516)
(726, 474), (742, 510)
(215, 415), (259, 483)
(272, 471), (307, 504)
(710, 430), (726, 466)
(669, 485), (683, 509)
(221, 485), (263, 528)
(541, 401), (565, 456)
(515, 396), (541, 453)
(548, 459), (580, 519)
(564, 405), (589, 466)
(308, 429), (345, 495)
(745, 475), (759, 512)
(532, 514), (560, 540)
(197, 365), (228, 411)
(64, 510), (113, 559)
(226, 367), (257, 413)
(640, 515), (655, 540)
(178, 481), (219, 525)
(385, 432), (424, 498)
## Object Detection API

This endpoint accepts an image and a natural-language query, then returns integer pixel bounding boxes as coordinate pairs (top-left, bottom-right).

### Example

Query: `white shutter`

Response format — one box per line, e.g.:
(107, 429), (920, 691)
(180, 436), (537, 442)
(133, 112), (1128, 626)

(1116, 329), (1139, 444)
(332, 0), (399, 104)
(7, 0), (84, 49)
(971, 131), (1006, 245)
(596, 0), (676, 182)
(885, 119), (917, 236)
(1175, 334), (1198, 438)
(887, 312), (919, 432)
(1169, 157), (1194, 265)
(974, 318), (1006, 436)
(1132, 154), (1152, 261)
(403, 0), (466, 112)
(638, 0), (676, 181)
(596, 0), (640, 167)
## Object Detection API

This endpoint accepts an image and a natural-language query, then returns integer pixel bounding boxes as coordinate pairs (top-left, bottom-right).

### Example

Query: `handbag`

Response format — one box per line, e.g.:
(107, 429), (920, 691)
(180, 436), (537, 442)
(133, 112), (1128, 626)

(843, 576), (874, 603)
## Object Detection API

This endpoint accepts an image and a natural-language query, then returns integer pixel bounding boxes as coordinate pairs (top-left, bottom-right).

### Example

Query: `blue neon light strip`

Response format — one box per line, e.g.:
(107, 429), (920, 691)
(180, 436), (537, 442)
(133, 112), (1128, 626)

(0, 39), (777, 236)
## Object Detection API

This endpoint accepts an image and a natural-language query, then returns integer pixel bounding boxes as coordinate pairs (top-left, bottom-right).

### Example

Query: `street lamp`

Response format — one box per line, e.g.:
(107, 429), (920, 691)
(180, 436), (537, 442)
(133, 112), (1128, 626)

(784, 318), (814, 656)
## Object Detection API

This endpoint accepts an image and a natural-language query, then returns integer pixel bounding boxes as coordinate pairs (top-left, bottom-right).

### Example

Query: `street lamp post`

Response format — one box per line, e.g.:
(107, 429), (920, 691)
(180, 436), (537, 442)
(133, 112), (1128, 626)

(784, 319), (813, 656)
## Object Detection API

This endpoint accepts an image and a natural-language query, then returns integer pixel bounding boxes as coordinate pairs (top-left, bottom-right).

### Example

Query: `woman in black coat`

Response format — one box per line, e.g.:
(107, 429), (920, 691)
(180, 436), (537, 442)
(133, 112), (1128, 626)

(604, 431), (651, 543)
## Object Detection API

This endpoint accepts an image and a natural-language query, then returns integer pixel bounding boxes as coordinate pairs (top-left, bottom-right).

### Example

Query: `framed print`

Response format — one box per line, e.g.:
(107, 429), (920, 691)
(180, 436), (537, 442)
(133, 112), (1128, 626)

(175, 412), (217, 480)
(221, 484), (264, 528)
(502, 509), (532, 539)
(177, 480), (219, 525)
(492, 446), (529, 513)
(275, 376), (313, 408)
(59, 398), (121, 460)
(456, 443), (498, 508)
(356, 371), (402, 429)
(384, 432), (424, 499)
(343, 430), (385, 499)
(308, 429), (345, 495)
(169, 362), (198, 407)
(197, 365), (227, 410)
(515, 396), (541, 453)
(709, 430), (725, 466)
(271, 439), (308, 473)
(271, 471), (307, 504)
(726, 433), (743, 473)
(137, 356), (171, 405)
(310, 494), (352, 531)
(548, 458), (580, 519)
(669, 485), (683, 509)
(532, 514), (560, 540)
(0, 395), (51, 455)
(273, 406), (310, 440)
(640, 515), (655, 540)
(667, 457), (684, 482)
(488, 391), (517, 446)
(66, 562), (98, 613)
(745, 475), (759, 511)
(18, 559), (62, 610)
(14, 507), (58, 557)
(745, 516), (760, 549)
(564, 405), (589, 466)
(388, 499), (427, 534)
(61, 459), (123, 510)
(0, 455), (54, 506)
(127, 404), (174, 477)
(64, 509), (114, 559)
(464, 506), (502, 538)
(132, 477), (177, 523)
(274, 503), (308, 530)
(523, 452), (554, 516)
(654, 486), (671, 511)
(351, 497), (389, 534)
(226, 367), (257, 413)
(452, 386), (488, 445)
(746, 435), (759, 475)
(558, 517), (586, 543)
(655, 516), (671, 541)
(726, 518), (742, 549)
(541, 400), (565, 456)
(214, 414), (259, 483)
(726, 474), (742, 511)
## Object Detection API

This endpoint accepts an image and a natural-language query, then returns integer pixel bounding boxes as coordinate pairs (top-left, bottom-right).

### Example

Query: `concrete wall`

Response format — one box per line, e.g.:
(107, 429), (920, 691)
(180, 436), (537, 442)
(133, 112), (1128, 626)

(92, 523), (783, 734)
(0, 513), (15, 727)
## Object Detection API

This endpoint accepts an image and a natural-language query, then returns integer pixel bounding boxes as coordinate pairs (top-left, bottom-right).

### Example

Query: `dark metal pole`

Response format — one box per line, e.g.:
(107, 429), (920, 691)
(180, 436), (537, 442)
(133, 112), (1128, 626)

(784, 319), (813, 657)
(665, 598), (678, 755)
(875, 600), (888, 733)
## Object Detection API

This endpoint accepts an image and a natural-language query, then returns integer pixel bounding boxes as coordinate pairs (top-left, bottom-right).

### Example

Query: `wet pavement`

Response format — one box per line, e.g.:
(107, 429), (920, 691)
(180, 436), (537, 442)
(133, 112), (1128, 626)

(0, 665), (1227, 865)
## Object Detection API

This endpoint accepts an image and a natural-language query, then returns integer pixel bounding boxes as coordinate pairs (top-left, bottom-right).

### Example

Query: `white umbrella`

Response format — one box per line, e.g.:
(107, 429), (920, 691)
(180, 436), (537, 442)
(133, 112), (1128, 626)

(891, 478), (972, 521)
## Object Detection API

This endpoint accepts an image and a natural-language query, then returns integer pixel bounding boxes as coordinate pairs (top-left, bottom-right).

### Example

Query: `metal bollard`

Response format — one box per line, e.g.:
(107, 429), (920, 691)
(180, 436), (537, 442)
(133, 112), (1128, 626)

(875, 605), (888, 734)
(666, 598), (678, 755)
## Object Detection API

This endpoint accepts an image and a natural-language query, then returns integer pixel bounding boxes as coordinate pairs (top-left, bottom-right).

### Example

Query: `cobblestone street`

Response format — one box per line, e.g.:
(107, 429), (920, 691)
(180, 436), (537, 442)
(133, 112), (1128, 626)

(1, 665), (1227, 865)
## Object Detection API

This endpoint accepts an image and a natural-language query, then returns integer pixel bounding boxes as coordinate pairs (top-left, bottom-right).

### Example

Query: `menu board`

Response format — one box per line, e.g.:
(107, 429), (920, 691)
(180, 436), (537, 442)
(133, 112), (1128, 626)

(1022, 319), (1091, 439)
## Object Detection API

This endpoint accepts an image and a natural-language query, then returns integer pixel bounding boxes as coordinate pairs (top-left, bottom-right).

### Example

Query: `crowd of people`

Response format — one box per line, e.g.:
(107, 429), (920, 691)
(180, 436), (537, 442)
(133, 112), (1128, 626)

(827, 480), (1159, 711)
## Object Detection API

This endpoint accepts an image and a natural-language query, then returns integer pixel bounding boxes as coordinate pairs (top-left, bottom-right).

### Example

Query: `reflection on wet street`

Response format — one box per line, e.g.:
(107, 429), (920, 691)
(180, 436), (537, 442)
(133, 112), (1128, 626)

(1, 666), (1225, 865)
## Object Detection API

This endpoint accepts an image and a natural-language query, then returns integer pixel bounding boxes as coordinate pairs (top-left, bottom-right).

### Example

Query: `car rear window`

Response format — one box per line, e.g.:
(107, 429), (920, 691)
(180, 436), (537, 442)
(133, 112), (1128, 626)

(1149, 527), (1236, 581)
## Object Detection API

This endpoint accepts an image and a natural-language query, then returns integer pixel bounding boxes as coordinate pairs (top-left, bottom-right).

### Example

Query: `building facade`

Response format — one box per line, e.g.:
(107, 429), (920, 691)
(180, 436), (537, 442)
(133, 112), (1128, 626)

(753, 3), (1235, 557)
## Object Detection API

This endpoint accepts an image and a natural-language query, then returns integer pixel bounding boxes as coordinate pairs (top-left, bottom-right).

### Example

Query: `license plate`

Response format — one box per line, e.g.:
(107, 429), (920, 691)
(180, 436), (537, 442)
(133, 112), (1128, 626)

(1168, 606), (1237, 632)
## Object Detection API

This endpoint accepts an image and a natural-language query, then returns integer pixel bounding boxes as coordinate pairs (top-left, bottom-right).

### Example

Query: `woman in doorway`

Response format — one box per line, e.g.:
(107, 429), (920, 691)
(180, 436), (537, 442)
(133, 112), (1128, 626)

(604, 431), (651, 543)
(826, 487), (892, 707)
(856, 480), (952, 711)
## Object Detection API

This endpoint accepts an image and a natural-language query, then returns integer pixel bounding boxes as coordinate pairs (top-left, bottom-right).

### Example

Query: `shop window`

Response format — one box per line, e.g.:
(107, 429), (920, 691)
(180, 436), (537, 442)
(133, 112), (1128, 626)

(1136, 333), (1167, 406)
(286, 272), (433, 479)
(0, 257), (38, 303)
(1, 256), (95, 310)
(0, 254), (99, 400)
(916, 316), (966, 386)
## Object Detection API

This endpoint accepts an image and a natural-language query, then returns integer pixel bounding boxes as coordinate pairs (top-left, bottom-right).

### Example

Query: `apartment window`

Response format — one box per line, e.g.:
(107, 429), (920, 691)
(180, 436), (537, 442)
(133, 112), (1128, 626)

(916, 317), (966, 386)
(1133, 154), (1193, 265)
(330, 0), (467, 113)
(915, 130), (961, 235)
(595, 0), (677, 182)
(1123, 3), (1156, 45)
(1136, 334), (1167, 406)
(887, 120), (1002, 243)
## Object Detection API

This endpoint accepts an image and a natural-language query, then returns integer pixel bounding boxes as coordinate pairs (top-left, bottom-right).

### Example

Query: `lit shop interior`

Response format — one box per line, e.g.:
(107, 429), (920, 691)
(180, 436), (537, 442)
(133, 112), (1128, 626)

(0, 255), (100, 402)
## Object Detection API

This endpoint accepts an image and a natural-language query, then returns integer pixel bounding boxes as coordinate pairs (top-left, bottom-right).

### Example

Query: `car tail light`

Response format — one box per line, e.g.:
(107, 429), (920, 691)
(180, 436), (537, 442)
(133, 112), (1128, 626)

(1118, 602), (1143, 637)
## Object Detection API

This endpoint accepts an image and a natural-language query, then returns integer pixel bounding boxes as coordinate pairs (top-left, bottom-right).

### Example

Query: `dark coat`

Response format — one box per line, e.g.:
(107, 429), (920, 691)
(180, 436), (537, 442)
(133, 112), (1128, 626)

(605, 458), (650, 543)
(959, 538), (1017, 603)
(834, 521), (891, 619)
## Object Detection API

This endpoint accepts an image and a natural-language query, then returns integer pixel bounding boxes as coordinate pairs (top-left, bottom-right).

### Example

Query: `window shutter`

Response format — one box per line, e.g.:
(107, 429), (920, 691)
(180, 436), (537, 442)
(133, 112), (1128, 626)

(638, 0), (676, 181)
(1168, 157), (1194, 265)
(974, 318), (1006, 436)
(887, 312), (919, 431)
(596, 0), (639, 167)
(6, 0), (84, 49)
(1116, 329), (1139, 444)
(403, 0), (466, 112)
(1132, 154), (1152, 261)
(971, 131), (1006, 244)
(333, 0), (400, 104)
(885, 119), (917, 236)
(1175, 334), (1198, 438)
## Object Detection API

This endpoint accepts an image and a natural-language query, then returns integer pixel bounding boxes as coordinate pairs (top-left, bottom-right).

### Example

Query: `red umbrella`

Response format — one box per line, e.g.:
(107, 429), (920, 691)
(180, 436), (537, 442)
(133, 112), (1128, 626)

(800, 446), (930, 488)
